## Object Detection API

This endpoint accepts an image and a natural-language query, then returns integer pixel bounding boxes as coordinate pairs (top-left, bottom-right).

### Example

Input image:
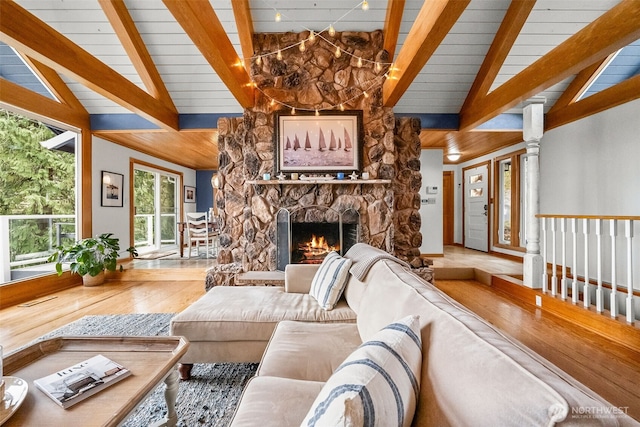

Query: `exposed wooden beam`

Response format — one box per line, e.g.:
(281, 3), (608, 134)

(460, 0), (640, 131)
(546, 74), (640, 130)
(383, 0), (405, 60)
(231, 0), (255, 71)
(19, 55), (86, 112)
(547, 52), (618, 114)
(0, 78), (89, 129)
(164, 0), (254, 108)
(461, 0), (535, 112)
(0, 0), (179, 131)
(98, 0), (176, 112)
(383, 0), (470, 107)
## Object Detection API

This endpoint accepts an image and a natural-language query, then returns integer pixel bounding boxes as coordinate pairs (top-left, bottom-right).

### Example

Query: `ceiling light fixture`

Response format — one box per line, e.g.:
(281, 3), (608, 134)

(447, 152), (461, 162)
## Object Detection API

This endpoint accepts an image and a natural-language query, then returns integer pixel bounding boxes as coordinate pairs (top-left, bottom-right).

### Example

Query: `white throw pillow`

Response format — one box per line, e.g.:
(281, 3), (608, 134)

(309, 251), (352, 310)
(301, 315), (422, 427)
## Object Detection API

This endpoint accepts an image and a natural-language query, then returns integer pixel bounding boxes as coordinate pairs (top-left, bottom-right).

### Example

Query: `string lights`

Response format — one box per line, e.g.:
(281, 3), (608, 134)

(248, 0), (394, 113)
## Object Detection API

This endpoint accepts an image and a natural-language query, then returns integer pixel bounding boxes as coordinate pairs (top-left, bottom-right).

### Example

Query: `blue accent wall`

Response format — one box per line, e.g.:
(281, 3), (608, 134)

(196, 170), (215, 212)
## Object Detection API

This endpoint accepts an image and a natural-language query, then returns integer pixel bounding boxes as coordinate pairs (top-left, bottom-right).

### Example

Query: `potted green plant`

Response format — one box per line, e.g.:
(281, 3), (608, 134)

(48, 233), (138, 286)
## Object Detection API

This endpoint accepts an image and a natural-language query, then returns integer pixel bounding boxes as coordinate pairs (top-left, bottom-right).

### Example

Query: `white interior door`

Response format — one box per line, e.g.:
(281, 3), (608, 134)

(464, 164), (489, 252)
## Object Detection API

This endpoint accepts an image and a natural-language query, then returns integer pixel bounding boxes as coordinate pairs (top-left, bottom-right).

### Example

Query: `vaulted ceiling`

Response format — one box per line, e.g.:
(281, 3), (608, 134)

(1, 0), (639, 169)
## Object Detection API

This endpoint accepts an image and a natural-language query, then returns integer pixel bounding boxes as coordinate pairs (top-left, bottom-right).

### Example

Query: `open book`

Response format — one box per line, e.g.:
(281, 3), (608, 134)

(34, 354), (131, 409)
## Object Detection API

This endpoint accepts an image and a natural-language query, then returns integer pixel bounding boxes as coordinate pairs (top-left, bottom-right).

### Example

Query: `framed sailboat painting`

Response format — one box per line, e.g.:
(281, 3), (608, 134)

(275, 110), (363, 174)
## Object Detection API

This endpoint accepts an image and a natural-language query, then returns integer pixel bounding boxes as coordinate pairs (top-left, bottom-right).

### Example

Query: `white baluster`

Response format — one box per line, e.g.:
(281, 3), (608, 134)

(610, 220), (618, 318)
(583, 219), (590, 308)
(596, 218), (603, 313)
(625, 220), (635, 324)
(551, 218), (558, 296)
(560, 218), (568, 300)
(571, 218), (578, 304)
(541, 217), (548, 293)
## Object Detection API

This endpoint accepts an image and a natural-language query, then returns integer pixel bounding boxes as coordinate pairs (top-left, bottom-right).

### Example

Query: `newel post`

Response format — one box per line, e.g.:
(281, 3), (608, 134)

(523, 97), (546, 288)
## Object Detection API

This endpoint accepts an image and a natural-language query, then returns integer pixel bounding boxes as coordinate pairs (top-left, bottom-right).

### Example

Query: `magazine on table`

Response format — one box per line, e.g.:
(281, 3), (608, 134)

(34, 354), (131, 409)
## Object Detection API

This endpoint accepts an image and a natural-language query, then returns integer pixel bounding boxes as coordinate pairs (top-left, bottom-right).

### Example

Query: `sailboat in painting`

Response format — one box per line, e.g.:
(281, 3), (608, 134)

(318, 128), (326, 151)
(285, 136), (291, 150)
(293, 135), (301, 151)
(304, 131), (312, 151)
(329, 130), (337, 151)
(343, 127), (352, 152)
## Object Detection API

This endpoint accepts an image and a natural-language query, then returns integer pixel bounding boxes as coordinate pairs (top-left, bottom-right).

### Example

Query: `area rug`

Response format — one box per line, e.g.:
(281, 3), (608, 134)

(31, 313), (257, 427)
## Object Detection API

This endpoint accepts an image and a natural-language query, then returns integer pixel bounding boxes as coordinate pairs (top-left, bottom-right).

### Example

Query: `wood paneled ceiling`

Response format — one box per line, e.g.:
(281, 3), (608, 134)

(1, 0), (639, 168)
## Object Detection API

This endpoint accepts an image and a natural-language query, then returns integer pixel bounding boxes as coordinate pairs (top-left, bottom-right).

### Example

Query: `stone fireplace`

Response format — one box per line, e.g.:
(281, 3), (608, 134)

(276, 206), (359, 270)
(212, 29), (427, 278)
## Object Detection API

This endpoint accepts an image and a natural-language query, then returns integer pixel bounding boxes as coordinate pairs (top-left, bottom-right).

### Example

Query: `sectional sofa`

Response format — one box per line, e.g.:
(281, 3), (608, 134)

(171, 244), (638, 426)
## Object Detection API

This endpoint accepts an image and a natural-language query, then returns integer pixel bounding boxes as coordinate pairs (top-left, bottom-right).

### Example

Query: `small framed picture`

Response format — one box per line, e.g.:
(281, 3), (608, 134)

(184, 185), (196, 203)
(101, 171), (124, 207)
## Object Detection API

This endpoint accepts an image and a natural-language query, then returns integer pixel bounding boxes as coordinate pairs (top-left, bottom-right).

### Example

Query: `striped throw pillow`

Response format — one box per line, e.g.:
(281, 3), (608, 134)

(309, 251), (353, 310)
(301, 315), (422, 427)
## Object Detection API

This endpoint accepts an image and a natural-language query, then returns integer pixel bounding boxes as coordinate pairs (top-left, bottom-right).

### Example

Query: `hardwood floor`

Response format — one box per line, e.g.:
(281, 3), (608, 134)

(1, 247), (638, 421)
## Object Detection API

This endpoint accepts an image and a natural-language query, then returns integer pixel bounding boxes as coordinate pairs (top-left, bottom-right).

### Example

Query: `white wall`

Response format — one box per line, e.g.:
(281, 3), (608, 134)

(419, 149), (443, 255)
(540, 99), (640, 215)
(92, 136), (196, 249)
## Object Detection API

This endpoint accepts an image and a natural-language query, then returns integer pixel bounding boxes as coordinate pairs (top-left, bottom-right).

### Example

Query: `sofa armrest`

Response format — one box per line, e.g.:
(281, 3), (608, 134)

(284, 264), (320, 293)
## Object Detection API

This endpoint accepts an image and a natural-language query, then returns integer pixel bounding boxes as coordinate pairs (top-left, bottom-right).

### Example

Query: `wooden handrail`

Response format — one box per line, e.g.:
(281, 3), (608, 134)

(537, 214), (640, 220)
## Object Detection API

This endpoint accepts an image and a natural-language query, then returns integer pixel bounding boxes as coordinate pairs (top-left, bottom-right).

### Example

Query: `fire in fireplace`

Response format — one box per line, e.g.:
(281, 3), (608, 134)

(291, 223), (343, 264)
(276, 207), (359, 270)
(298, 234), (339, 264)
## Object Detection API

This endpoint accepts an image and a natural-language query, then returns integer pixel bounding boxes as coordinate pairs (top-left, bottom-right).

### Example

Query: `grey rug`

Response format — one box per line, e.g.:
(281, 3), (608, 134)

(33, 313), (257, 427)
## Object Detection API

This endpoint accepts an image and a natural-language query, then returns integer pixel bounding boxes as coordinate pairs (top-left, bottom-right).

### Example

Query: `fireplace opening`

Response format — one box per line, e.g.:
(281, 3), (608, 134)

(276, 207), (359, 270)
(291, 223), (357, 264)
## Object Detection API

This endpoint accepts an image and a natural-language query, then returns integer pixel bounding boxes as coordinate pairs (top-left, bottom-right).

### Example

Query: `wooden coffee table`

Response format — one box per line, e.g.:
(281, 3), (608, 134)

(1, 336), (188, 427)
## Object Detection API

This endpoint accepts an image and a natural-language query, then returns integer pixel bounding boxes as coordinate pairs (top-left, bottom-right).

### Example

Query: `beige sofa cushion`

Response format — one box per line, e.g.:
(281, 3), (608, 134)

(229, 376), (323, 427)
(170, 286), (356, 342)
(257, 321), (362, 382)
(300, 315), (422, 427)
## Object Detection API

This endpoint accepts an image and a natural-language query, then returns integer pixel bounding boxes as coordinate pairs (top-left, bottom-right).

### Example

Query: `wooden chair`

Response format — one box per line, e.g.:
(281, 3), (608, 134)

(185, 212), (219, 258)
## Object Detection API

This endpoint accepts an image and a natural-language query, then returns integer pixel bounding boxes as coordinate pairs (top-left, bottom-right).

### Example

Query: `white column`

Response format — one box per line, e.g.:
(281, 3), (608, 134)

(571, 218), (578, 304)
(583, 219), (591, 308)
(610, 220), (618, 318)
(596, 218), (604, 313)
(560, 218), (568, 300)
(625, 220), (634, 324)
(522, 98), (545, 289)
(541, 217), (548, 293)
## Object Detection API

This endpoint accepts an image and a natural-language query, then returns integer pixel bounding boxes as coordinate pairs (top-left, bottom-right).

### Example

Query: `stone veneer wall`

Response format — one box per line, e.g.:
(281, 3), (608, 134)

(215, 30), (424, 272)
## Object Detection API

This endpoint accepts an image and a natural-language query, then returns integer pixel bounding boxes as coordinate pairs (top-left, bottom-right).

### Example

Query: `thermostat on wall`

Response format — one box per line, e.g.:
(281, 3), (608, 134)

(426, 186), (438, 194)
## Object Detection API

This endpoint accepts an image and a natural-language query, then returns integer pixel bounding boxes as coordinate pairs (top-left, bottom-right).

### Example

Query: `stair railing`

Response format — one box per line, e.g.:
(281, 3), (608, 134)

(538, 215), (638, 324)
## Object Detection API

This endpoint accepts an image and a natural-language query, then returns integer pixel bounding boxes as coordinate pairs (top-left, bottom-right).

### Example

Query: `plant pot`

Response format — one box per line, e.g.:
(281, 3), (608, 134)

(82, 271), (105, 287)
